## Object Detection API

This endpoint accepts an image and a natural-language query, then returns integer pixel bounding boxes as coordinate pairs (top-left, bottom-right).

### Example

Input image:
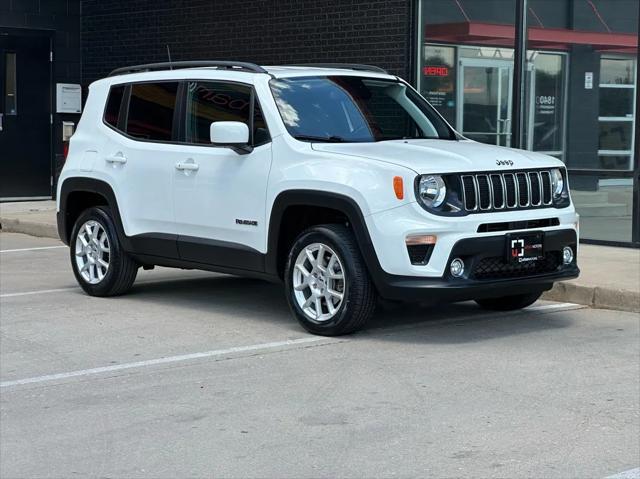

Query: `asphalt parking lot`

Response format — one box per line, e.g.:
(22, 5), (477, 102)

(1, 232), (638, 479)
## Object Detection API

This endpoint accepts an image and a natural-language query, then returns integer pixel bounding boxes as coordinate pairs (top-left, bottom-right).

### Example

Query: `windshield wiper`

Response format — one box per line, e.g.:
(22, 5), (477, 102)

(293, 134), (349, 143)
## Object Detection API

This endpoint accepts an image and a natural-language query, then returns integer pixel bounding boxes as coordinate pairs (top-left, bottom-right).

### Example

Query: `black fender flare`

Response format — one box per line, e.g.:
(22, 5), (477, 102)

(57, 177), (131, 250)
(265, 190), (386, 287)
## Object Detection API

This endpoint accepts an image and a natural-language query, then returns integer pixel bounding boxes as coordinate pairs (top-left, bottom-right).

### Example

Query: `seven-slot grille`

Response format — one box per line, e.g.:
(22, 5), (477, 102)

(460, 170), (553, 212)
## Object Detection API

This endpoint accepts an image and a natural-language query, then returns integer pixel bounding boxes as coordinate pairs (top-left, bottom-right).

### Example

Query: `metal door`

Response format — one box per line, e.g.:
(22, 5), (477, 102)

(0, 33), (52, 200)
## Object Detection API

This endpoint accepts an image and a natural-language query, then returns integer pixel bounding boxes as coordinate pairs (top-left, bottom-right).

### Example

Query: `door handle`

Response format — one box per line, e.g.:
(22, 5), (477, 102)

(106, 153), (127, 164)
(175, 162), (199, 171)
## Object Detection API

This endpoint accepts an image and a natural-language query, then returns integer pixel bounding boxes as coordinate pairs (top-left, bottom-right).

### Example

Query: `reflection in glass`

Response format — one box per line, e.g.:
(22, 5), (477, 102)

(600, 58), (635, 85)
(569, 172), (633, 243)
(5, 52), (17, 115)
(599, 88), (634, 118)
(598, 121), (633, 151)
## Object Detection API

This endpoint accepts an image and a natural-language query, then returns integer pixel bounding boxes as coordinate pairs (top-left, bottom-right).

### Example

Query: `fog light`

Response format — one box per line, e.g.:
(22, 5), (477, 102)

(450, 258), (465, 278)
(562, 246), (574, 265)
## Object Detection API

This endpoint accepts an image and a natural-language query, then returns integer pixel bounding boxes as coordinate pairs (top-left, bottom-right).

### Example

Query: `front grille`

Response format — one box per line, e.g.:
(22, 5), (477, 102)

(460, 170), (554, 213)
(471, 252), (561, 280)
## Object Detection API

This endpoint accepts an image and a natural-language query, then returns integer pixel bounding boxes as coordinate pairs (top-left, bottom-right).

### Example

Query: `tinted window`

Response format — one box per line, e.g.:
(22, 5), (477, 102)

(126, 82), (178, 141)
(269, 76), (455, 142)
(104, 85), (125, 128)
(186, 81), (250, 144)
(185, 81), (269, 146)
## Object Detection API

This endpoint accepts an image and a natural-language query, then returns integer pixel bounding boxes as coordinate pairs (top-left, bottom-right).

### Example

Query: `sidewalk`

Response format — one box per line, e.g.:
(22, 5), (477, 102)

(2, 200), (638, 313)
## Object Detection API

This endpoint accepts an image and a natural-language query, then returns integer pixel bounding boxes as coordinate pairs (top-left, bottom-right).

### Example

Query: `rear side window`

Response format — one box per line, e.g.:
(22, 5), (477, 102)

(104, 85), (125, 128)
(126, 82), (178, 141)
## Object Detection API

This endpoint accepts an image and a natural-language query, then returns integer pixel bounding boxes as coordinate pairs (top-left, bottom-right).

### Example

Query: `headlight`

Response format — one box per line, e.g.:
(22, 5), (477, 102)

(418, 175), (447, 208)
(551, 168), (564, 199)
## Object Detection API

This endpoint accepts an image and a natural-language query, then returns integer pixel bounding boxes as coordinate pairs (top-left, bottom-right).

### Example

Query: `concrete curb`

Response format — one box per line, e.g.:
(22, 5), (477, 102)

(1, 218), (637, 313)
(0, 217), (59, 240)
(542, 282), (639, 313)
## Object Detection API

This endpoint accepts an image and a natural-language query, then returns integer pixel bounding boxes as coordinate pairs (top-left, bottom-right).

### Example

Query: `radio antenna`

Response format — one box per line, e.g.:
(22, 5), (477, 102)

(166, 45), (173, 70)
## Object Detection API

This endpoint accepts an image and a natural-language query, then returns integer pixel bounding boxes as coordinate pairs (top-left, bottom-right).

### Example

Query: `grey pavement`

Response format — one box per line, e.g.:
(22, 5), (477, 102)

(1, 200), (639, 313)
(1, 232), (639, 478)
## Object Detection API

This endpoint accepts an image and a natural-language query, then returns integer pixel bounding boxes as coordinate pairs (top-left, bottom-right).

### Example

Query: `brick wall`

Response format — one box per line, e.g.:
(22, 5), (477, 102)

(81, 0), (413, 84)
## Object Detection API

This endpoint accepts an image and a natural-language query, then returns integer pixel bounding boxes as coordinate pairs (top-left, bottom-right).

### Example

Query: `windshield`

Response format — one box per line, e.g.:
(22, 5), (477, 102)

(269, 76), (456, 143)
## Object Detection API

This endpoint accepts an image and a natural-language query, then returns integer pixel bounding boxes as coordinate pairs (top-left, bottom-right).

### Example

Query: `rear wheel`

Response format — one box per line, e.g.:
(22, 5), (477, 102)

(284, 224), (376, 336)
(475, 291), (543, 311)
(70, 206), (138, 296)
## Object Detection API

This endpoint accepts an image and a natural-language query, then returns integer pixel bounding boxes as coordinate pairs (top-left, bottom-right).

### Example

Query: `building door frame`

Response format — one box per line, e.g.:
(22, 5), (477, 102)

(456, 57), (514, 147)
(0, 27), (54, 202)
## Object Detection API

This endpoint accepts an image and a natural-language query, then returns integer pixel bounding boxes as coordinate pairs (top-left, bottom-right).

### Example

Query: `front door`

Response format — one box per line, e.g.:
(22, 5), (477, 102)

(173, 80), (272, 270)
(458, 58), (513, 147)
(0, 33), (52, 200)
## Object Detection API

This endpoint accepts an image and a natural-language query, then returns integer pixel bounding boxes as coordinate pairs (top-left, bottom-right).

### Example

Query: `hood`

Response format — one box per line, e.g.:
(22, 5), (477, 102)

(311, 139), (563, 174)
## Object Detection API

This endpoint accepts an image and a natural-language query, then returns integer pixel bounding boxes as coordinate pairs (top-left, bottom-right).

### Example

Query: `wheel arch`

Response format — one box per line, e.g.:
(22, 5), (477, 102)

(265, 190), (383, 283)
(57, 177), (130, 249)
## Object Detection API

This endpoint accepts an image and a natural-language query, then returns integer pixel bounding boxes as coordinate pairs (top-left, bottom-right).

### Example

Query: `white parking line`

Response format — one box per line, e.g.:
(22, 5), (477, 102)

(1, 287), (79, 298)
(0, 245), (66, 253)
(0, 301), (583, 389)
(606, 467), (640, 479)
(0, 336), (329, 389)
(527, 302), (581, 312)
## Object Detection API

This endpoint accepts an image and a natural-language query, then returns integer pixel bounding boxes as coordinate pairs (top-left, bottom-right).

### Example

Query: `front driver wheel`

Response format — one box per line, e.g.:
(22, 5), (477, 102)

(284, 224), (376, 336)
(475, 291), (543, 311)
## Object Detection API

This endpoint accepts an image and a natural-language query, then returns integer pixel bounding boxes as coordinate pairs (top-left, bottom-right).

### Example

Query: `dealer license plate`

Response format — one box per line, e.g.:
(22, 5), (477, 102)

(507, 232), (544, 264)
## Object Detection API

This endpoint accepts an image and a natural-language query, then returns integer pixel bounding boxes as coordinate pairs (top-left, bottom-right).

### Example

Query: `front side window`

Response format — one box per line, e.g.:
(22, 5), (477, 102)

(185, 81), (269, 146)
(269, 76), (455, 142)
(126, 82), (178, 141)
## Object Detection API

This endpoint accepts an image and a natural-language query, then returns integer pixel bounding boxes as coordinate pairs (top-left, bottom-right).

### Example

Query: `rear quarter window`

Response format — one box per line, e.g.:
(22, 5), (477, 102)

(104, 85), (125, 128)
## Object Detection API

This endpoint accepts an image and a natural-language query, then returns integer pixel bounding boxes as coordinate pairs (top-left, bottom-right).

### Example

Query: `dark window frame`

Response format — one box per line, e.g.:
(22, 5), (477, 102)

(179, 79), (271, 148)
(102, 79), (271, 149)
(102, 80), (182, 145)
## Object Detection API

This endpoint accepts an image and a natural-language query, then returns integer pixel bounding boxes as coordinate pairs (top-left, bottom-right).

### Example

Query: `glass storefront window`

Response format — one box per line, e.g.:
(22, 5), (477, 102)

(417, 0), (639, 244)
(598, 56), (636, 171)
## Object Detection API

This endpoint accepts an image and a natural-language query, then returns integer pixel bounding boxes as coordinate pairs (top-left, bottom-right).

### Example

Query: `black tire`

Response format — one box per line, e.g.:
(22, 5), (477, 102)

(475, 291), (543, 311)
(69, 206), (138, 296)
(284, 224), (377, 336)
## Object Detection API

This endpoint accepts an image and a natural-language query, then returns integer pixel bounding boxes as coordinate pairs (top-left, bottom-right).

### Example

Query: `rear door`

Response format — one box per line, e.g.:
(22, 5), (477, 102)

(101, 81), (181, 257)
(0, 34), (51, 199)
(173, 80), (272, 269)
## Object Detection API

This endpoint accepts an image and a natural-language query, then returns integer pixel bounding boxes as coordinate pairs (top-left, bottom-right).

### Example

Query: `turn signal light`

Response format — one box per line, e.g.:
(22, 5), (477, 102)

(405, 234), (437, 246)
(393, 176), (404, 200)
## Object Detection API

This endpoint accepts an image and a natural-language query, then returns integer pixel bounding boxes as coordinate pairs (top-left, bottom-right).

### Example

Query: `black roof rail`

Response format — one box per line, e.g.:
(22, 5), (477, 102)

(108, 61), (268, 77)
(288, 63), (388, 74)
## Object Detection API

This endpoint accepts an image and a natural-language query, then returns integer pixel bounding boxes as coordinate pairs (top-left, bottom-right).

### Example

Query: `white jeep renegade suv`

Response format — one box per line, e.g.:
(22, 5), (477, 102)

(57, 61), (579, 336)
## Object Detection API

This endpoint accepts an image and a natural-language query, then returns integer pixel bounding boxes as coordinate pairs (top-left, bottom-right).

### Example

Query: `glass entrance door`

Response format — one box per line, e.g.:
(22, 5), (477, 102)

(458, 59), (513, 146)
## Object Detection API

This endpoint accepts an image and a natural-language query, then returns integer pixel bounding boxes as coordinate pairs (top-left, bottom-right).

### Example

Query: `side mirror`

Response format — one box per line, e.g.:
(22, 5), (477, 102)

(210, 121), (252, 154)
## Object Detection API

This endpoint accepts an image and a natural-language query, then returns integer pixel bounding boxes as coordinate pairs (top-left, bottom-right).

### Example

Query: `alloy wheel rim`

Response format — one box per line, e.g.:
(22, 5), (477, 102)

(74, 220), (110, 284)
(292, 242), (345, 322)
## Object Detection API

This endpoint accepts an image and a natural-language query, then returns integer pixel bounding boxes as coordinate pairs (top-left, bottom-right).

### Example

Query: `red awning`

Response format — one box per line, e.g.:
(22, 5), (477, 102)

(426, 22), (638, 53)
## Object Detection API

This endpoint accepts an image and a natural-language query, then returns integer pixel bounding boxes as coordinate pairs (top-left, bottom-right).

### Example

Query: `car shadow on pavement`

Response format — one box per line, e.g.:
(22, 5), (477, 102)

(367, 302), (573, 344)
(123, 273), (573, 343)
(127, 274), (293, 324)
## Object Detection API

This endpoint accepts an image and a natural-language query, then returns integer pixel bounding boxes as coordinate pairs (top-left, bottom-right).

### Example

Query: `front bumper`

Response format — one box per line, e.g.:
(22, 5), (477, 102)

(370, 229), (579, 302)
